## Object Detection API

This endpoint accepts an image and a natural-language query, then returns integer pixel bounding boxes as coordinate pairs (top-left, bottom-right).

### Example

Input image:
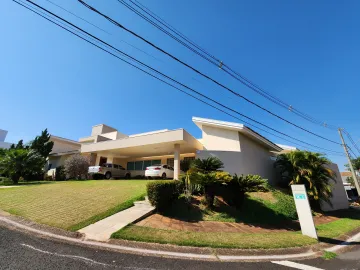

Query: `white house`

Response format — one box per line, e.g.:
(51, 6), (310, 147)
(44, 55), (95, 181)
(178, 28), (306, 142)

(49, 116), (348, 211)
(0, 129), (12, 149)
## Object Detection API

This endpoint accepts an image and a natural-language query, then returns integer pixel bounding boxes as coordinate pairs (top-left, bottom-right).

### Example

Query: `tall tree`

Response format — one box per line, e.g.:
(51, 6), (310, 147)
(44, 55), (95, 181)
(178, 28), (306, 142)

(345, 157), (360, 172)
(274, 151), (336, 207)
(30, 129), (54, 159)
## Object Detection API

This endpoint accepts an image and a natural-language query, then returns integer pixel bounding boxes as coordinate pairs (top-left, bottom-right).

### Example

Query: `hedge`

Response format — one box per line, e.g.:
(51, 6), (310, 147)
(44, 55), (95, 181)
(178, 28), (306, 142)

(147, 180), (183, 210)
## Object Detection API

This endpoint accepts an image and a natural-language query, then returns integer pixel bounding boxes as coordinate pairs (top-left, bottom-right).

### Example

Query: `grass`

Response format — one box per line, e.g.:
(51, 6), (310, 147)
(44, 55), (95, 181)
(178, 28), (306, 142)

(159, 190), (298, 227)
(111, 225), (317, 249)
(322, 251), (337, 260)
(0, 180), (149, 230)
(111, 211), (360, 249)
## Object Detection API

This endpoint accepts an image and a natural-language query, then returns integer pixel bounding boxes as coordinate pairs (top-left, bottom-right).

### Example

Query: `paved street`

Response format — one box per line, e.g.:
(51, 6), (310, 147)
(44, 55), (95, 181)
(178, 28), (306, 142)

(0, 225), (360, 270)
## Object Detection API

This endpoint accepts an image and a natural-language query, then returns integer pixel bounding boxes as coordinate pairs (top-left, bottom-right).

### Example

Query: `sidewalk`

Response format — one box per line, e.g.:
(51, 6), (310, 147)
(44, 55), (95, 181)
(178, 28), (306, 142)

(78, 200), (154, 241)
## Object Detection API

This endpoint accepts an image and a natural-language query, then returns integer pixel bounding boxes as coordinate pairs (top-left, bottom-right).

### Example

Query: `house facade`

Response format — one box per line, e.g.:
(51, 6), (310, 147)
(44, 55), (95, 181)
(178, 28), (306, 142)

(47, 116), (348, 211)
(46, 136), (81, 178)
(79, 117), (282, 182)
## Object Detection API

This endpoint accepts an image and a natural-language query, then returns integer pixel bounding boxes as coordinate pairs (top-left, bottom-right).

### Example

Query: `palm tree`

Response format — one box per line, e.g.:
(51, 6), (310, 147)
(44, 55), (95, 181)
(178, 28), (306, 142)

(274, 151), (336, 208)
(191, 156), (224, 173)
(0, 149), (45, 184)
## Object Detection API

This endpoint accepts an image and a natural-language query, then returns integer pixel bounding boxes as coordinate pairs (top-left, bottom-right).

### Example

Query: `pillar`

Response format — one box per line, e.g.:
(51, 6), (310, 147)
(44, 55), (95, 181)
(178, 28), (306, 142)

(174, 144), (180, 180)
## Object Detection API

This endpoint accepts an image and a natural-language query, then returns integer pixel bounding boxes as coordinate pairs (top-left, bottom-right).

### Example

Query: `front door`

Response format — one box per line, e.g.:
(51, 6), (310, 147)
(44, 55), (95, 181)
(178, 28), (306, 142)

(99, 157), (107, 166)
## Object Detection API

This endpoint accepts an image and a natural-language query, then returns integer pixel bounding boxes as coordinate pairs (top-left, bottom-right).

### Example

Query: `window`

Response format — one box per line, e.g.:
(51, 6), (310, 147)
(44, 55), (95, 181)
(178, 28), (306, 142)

(127, 162), (135, 170)
(143, 160), (152, 170)
(104, 163), (112, 168)
(166, 158), (174, 167)
(119, 165), (125, 170)
(168, 166), (174, 171)
(127, 160), (162, 170)
(163, 165), (168, 169)
(135, 161), (143, 170)
(114, 164), (119, 169)
(151, 160), (161, 165)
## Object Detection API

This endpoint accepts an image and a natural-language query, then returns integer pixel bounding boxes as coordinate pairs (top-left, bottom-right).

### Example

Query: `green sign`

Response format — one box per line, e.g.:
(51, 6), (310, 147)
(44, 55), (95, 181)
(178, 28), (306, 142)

(295, 194), (306, 200)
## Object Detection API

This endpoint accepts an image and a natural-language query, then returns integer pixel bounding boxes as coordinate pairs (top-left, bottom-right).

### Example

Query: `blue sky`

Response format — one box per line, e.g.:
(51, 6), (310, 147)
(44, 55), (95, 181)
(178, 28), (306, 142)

(1, 0), (359, 170)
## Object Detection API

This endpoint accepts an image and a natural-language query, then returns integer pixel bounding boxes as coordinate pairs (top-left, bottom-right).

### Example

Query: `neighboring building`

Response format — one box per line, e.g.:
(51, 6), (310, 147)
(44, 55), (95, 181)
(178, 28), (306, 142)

(341, 171), (359, 199)
(46, 136), (81, 178)
(0, 129), (12, 149)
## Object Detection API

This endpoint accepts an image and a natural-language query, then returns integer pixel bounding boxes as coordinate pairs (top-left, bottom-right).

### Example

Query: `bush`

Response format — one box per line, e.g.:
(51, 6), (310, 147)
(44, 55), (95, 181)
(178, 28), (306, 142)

(64, 154), (90, 180)
(55, 166), (66, 181)
(221, 174), (269, 209)
(0, 177), (13, 186)
(147, 180), (183, 210)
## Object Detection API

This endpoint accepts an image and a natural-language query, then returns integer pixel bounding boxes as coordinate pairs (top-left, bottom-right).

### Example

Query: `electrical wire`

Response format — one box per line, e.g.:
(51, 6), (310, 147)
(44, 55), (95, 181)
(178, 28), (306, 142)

(14, 0), (345, 157)
(116, 0), (341, 130)
(343, 130), (360, 156)
(78, 0), (341, 146)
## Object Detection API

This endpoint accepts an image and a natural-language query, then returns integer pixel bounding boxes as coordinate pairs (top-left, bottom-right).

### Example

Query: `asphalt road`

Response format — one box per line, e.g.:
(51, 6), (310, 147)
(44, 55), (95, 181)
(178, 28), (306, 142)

(0, 225), (360, 270)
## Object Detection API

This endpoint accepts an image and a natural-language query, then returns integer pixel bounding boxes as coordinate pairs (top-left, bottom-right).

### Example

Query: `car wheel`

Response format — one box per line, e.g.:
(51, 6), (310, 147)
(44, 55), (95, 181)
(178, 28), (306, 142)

(125, 173), (131, 179)
(162, 173), (167, 179)
(105, 172), (111, 180)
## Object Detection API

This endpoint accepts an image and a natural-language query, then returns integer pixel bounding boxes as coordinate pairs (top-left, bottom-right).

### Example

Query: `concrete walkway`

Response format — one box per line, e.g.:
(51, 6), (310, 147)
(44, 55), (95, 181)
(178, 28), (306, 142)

(78, 200), (155, 241)
(0, 186), (21, 189)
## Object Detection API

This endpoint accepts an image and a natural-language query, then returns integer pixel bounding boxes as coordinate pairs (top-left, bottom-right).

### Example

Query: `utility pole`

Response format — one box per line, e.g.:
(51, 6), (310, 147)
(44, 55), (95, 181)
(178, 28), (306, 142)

(338, 128), (360, 196)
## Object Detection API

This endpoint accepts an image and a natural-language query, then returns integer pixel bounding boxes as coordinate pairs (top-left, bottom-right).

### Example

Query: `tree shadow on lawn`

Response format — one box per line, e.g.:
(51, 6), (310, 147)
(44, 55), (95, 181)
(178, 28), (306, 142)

(317, 208), (360, 245)
(17, 181), (56, 186)
(160, 195), (300, 231)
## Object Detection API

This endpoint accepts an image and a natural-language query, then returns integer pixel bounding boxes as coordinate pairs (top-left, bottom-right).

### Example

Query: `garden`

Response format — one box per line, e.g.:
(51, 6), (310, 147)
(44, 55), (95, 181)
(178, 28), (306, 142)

(112, 155), (360, 249)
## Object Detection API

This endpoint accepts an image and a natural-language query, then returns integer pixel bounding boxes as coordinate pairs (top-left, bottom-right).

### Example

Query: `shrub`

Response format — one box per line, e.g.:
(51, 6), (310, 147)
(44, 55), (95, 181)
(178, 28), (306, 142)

(64, 154), (90, 180)
(55, 166), (66, 181)
(147, 180), (183, 210)
(0, 177), (13, 186)
(189, 171), (232, 207)
(221, 174), (269, 209)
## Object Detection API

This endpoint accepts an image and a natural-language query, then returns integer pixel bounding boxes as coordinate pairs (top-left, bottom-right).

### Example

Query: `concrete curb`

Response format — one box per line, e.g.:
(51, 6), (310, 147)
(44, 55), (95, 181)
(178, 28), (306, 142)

(0, 216), (359, 261)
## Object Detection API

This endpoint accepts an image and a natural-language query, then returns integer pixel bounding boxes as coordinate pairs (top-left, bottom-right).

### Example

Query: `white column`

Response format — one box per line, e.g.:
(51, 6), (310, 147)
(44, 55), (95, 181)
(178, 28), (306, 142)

(95, 155), (101, 166)
(174, 144), (180, 180)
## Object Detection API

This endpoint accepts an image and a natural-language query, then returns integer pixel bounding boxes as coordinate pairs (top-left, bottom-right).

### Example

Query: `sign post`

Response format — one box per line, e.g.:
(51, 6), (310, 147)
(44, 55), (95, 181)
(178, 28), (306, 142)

(291, 184), (318, 240)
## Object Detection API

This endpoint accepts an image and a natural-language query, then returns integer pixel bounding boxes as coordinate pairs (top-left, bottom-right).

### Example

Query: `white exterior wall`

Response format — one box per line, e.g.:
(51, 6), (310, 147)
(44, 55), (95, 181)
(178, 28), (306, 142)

(320, 163), (349, 211)
(197, 132), (276, 184)
(201, 125), (241, 151)
(0, 129), (12, 149)
(51, 140), (80, 154)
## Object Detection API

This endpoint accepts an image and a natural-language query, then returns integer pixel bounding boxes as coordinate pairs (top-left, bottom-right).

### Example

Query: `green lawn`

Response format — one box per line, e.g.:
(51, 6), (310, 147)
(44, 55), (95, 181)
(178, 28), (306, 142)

(0, 180), (149, 231)
(112, 211), (360, 249)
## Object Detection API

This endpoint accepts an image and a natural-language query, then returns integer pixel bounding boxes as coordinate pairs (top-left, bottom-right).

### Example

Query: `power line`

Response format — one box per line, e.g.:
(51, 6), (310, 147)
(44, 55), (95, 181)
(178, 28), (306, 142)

(43, 0), (110, 34)
(116, 0), (340, 131)
(14, 0), (345, 157)
(78, 0), (341, 146)
(343, 130), (360, 156)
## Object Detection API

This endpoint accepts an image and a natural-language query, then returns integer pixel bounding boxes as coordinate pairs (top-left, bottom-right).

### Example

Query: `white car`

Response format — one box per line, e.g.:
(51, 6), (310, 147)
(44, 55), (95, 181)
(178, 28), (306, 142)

(145, 164), (178, 179)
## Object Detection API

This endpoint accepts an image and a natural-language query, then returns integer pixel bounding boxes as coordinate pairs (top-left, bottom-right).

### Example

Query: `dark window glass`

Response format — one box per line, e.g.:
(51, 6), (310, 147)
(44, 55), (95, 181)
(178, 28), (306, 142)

(151, 160), (161, 165)
(127, 162), (135, 170)
(135, 161), (143, 170)
(167, 158), (174, 167)
(143, 160), (152, 170)
(114, 164), (119, 169)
